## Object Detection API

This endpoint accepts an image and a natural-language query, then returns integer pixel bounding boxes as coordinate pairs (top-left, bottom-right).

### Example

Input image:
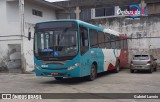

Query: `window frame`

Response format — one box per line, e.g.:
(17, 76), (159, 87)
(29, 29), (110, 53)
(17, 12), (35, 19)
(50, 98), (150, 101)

(32, 9), (43, 17)
(104, 33), (111, 49)
(80, 26), (89, 55)
(97, 31), (105, 48)
(89, 29), (99, 48)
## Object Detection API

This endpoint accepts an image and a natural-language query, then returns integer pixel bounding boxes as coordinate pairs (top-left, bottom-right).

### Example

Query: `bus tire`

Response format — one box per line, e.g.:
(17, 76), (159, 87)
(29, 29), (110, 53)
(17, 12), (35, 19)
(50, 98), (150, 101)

(114, 61), (120, 73)
(55, 77), (63, 80)
(87, 64), (97, 81)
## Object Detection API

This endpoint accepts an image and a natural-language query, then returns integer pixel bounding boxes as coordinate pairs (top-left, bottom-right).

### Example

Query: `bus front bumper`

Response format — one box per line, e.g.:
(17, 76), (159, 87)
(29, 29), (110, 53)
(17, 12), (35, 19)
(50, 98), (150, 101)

(34, 67), (81, 78)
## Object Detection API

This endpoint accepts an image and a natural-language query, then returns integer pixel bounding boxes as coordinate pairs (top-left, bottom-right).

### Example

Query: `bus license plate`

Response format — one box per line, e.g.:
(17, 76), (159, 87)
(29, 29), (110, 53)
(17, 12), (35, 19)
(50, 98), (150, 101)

(51, 72), (59, 76)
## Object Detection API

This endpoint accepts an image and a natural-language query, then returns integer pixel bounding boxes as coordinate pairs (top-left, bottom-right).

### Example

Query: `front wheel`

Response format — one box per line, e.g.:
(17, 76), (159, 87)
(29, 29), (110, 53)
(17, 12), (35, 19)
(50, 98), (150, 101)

(87, 64), (97, 81)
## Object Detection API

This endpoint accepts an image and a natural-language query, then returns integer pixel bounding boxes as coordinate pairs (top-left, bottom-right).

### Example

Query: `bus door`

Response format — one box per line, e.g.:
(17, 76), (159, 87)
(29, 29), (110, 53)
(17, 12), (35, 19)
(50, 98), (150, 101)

(80, 26), (90, 76)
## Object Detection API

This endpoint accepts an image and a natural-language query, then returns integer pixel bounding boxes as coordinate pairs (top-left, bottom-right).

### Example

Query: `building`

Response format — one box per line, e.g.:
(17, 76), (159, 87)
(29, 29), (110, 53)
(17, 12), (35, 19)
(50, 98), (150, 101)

(54, 0), (160, 63)
(0, 0), (63, 72)
(1, 0), (160, 72)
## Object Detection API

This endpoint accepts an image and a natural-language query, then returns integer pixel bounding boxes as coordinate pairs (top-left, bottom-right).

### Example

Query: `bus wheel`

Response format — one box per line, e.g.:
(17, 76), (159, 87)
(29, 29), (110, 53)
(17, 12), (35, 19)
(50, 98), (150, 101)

(55, 77), (63, 80)
(114, 61), (120, 73)
(87, 64), (97, 81)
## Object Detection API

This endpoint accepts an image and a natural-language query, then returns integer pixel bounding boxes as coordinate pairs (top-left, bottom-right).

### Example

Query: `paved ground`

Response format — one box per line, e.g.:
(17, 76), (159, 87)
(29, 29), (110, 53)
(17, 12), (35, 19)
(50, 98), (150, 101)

(0, 68), (160, 102)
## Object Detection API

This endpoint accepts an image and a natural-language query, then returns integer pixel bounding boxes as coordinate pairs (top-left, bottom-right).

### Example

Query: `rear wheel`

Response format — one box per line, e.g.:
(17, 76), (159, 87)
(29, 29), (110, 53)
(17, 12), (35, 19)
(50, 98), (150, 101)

(87, 64), (97, 81)
(114, 61), (120, 73)
(55, 77), (63, 80)
(130, 69), (134, 73)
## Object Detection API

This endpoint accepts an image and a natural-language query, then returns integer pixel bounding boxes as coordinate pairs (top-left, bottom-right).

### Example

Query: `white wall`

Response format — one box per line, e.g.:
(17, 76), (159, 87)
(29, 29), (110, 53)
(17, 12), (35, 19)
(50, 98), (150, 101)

(24, 1), (56, 24)
(23, 0), (57, 71)
(4, 0), (20, 36)
(0, 0), (7, 36)
(0, 0), (21, 68)
(0, 0), (57, 71)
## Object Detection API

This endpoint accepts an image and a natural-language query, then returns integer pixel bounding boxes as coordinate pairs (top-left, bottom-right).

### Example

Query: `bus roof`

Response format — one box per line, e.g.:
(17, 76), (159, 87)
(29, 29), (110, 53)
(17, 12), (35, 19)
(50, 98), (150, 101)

(36, 19), (126, 37)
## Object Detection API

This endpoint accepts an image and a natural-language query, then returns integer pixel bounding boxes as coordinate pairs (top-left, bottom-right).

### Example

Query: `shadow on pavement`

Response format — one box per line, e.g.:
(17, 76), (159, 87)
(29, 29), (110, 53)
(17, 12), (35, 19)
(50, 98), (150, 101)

(129, 66), (160, 74)
(39, 69), (126, 85)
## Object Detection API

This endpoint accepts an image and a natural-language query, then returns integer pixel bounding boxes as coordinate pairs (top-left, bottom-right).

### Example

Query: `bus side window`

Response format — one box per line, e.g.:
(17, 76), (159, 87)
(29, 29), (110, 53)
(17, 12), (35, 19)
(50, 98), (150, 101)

(80, 26), (89, 55)
(90, 29), (98, 48)
(98, 32), (105, 48)
(111, 35), (116, 49)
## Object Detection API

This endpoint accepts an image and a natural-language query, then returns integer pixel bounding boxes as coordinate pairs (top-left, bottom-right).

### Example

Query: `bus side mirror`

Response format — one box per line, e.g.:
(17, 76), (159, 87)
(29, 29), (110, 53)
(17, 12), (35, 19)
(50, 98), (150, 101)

(28, 32), (31, 40)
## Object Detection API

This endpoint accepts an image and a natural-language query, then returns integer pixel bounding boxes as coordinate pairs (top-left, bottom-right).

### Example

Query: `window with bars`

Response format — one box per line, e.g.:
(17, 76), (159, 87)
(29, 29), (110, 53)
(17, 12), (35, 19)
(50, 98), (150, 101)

(95, 7), (115, 17)
(32, 9), (43, 17)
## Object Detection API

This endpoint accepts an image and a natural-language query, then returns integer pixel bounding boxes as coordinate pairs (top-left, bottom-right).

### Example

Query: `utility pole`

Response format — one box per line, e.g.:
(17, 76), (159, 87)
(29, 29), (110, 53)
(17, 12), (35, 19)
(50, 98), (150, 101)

(74, 6), (81, 20)
(19, 0), (25, 72)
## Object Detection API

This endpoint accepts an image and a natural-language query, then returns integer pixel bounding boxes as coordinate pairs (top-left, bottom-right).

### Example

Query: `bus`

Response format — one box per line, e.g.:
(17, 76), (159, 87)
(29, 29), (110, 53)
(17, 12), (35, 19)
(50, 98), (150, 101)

(33, 19), (128, 81)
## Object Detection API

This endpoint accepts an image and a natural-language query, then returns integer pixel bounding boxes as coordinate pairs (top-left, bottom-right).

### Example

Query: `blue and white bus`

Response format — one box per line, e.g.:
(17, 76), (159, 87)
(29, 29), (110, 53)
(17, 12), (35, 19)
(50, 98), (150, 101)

(34, 20), (128, 81)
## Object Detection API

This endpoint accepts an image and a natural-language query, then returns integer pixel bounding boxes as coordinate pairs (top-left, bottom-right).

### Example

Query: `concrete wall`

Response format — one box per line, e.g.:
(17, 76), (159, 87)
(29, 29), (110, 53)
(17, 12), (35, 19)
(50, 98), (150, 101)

(0, 0), (21, 69)
(88, 15), (160, 63)
(148, 3), (160, 14)
(0, 0), (20, 36)
(0, 0), (7, 68)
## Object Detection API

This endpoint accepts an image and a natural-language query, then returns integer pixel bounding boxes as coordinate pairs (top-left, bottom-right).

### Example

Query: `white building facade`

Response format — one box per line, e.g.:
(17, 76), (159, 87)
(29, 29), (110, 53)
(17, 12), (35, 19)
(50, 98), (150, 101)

(0, 0), (62, 72)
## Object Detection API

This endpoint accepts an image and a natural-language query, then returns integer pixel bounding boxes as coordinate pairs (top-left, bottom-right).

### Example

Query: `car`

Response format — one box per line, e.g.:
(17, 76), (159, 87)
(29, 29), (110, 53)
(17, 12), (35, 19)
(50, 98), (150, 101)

(130, 54), (157, 73)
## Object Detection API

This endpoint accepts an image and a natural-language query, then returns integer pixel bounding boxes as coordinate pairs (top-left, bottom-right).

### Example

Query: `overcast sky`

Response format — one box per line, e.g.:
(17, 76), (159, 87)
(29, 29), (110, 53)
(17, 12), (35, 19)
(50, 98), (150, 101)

(45, 0), (68, 2)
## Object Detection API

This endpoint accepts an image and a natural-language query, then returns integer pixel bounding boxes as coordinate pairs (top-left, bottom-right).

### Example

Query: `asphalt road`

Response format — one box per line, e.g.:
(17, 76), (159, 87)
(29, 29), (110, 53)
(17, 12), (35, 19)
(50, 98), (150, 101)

(0, 68), (160, 102)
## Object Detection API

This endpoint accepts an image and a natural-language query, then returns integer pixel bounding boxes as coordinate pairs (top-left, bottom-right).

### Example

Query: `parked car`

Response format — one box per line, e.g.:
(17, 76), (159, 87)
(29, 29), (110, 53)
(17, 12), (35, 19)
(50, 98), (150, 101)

(130, 54), (157, 73)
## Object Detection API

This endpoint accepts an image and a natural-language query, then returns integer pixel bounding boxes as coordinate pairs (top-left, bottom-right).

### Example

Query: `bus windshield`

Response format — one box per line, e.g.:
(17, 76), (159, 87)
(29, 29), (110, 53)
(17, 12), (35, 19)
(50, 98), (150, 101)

(34, 22), (78, 61)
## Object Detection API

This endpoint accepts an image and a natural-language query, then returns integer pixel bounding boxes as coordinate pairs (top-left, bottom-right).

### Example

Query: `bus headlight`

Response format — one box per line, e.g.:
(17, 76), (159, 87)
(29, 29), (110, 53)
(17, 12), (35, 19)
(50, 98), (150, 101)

(35, 64), (42, 70)
(67, 63), (80, 70)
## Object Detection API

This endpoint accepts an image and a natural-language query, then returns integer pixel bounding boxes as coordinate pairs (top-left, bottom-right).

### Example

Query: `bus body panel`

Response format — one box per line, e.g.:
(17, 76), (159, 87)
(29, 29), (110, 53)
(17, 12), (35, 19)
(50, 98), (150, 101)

(34, 48), (126, 78)
(34, 54), (82, 77)
(79, 48), (104, 76)
(102, 49), (121, 71)
(119, 49), (128, 67)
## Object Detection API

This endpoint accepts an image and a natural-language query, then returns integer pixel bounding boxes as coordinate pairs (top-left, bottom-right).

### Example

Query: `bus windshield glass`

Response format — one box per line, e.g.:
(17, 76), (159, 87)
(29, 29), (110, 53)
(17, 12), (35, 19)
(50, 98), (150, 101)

(34, 22), (78, 60)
